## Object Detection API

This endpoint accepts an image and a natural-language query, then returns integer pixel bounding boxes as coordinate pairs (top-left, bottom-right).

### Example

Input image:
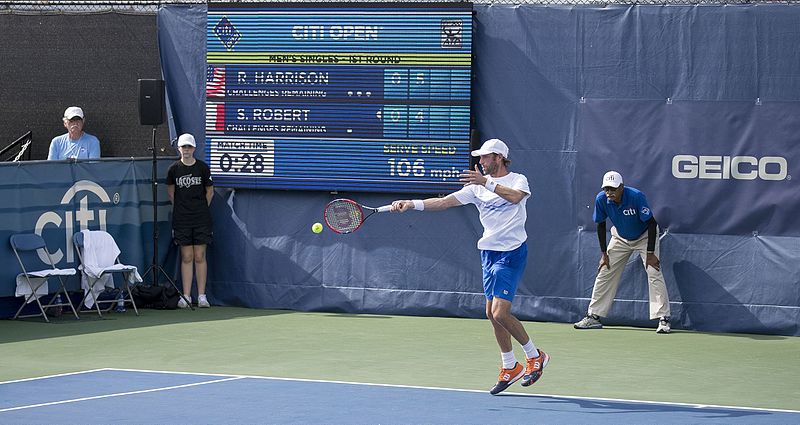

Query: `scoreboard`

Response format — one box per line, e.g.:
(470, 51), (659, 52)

(206, 2), (473, 193)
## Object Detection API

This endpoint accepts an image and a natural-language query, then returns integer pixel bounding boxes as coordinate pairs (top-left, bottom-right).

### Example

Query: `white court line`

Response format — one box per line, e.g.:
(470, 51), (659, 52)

(0, 369), (108, 385)
(0, 374), (244, 413)
(103, 368), (800, 415)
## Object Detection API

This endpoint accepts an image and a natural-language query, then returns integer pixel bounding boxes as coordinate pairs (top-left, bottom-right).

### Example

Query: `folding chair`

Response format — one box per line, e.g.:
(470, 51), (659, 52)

(10, 233), (79, 322)
(73, 230), (142, 317)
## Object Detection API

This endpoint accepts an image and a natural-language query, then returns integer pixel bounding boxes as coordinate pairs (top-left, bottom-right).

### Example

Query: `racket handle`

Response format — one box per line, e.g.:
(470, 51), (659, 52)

(376, 205), (392, 213)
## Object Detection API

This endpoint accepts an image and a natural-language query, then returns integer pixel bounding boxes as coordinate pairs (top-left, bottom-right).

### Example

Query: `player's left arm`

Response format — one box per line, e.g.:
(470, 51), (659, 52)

(459, 165), (528, 204)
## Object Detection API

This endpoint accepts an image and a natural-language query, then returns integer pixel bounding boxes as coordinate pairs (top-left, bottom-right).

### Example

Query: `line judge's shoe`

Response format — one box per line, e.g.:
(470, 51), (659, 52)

(657, 317), (671, 334)
(489, 362), (524, 395)
(521, 350), (549, 387)
(574, 314), (602, 329)
(178, 296), (191, 309)
(198, 294), (210, 308)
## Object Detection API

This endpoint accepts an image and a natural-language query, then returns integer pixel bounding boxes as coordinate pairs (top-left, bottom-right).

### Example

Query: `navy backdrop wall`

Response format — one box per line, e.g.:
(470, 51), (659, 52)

(162, 4), (797, 335)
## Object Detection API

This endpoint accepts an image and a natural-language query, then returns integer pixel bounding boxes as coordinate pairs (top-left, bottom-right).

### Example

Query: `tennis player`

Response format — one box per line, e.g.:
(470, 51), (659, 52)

(390, 138), (548, 395)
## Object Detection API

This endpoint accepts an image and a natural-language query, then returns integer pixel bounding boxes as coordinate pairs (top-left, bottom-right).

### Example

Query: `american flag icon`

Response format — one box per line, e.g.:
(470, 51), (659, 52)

(206, 65), (226, 98)
(205, 102), (225, 132)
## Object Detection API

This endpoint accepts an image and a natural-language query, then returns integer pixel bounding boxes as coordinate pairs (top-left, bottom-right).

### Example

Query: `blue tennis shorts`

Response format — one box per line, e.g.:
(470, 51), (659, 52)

(481, 242), (528, 301)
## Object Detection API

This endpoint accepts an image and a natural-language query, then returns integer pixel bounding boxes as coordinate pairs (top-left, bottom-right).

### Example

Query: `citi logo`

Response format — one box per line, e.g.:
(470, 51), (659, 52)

(622, 208), (636, 216)
(35, 180), (117, 264)
(672, 155), (788, 181)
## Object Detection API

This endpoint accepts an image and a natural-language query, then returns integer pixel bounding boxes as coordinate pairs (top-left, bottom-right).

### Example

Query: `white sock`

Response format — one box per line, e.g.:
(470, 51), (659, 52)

(501, 351), (517, 369)
(522, 340), (540, 359)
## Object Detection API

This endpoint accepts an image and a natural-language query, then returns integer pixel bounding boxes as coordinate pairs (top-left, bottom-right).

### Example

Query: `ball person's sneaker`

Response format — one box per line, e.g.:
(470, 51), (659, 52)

(521, 350), (549, 387)
(177, 296), (191, 309)
(489, 362), (524, 395)
(657, 317), (671, 334)
(574, 314), (602, 329)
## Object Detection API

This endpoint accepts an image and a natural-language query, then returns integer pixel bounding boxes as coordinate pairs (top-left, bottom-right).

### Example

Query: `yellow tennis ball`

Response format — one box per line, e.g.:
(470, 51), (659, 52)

(312, 222), (323, 233)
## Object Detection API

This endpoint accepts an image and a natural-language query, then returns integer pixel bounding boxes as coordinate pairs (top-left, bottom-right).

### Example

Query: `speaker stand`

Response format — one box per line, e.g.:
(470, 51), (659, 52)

(141, 125), (193, 310)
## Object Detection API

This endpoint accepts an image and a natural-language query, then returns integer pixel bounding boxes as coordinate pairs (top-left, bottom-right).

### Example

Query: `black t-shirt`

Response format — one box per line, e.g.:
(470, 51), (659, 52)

(166, 159), (213, 229)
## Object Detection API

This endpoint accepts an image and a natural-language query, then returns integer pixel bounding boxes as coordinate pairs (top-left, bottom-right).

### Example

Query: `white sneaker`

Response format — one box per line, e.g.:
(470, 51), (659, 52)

(574, 314), (603, 329)
(178, 296), (191, 309)
(198, 294), (210, 308)
(657, 317), (671, 334)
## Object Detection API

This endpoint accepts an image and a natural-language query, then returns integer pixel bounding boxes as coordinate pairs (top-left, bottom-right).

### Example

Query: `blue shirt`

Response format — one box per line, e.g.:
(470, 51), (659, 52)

(48, 132), (101, 160)
(593, 186), (653, 240)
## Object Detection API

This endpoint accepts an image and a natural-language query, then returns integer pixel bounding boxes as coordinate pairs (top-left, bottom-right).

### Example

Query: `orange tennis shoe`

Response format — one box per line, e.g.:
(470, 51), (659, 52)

(521, 350), (549, 387)
(489, 362), (524, 395)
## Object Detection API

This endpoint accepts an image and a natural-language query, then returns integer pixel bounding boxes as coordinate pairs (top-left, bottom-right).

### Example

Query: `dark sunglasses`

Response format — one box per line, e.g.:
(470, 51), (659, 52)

(602, 186), (619, 192)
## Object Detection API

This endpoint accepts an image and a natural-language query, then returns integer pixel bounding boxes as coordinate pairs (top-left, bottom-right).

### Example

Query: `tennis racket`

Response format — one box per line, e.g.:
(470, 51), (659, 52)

(323, 198), (392, 234)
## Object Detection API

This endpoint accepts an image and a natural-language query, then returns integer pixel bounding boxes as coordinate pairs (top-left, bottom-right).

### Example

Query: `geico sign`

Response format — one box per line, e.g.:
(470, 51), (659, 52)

(672, 155), (788, 180)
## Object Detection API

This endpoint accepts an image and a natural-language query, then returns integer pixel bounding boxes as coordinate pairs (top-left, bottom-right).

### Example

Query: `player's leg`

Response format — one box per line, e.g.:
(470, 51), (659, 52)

(482, 251), (523, 395)
(634, 233), (670, 332)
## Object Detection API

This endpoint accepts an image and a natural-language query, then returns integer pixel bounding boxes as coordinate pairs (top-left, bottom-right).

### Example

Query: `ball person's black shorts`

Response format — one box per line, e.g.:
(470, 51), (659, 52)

(172, 224), (213, 246)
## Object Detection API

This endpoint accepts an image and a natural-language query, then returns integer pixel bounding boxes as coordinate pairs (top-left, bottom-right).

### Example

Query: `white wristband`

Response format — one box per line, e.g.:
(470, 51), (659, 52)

(412, 199), (425, 211)
(484, 177), (497, 193)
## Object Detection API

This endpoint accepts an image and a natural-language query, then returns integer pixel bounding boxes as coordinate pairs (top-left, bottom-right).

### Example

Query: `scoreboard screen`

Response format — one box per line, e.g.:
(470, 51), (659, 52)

(206, 2), (473, 193)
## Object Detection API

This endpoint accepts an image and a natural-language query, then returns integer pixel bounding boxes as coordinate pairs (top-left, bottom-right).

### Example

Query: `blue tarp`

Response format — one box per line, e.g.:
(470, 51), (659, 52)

(156, 4), (799, 335)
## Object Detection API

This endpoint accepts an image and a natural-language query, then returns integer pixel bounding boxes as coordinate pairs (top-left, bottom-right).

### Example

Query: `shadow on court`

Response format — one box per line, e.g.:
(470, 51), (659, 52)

(507, 395), (779, 421)
(0, 307), (291, 344)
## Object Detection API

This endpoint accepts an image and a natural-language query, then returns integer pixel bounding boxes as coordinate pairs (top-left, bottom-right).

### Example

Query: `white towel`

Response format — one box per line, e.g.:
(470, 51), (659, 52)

(16, 274), (48, 303)
(79, 230), (143, 308)
(15, 268), (76, 304)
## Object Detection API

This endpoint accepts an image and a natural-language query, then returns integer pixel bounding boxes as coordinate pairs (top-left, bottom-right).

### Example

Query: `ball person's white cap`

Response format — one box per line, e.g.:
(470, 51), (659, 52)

(471, 138), (509, 158)
(177, 133), (196, 147)
(63, 106), (84, 120)
(601, 171), (623, 188)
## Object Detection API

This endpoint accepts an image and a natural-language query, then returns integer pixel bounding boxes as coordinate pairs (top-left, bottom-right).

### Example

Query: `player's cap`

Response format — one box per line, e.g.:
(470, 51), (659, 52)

(471, 138), (509, 158)
(177, 133), (196, 147)
(602, 171), (623, 188)
(63, 106), (84, 120)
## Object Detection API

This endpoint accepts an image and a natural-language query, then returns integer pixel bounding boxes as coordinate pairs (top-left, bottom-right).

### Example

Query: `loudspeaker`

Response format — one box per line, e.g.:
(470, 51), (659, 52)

(138, 79), (165, 126)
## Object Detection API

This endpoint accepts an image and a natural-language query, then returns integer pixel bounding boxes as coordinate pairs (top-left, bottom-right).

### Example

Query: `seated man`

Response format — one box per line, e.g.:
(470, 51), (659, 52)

(48, 106), (101, 160)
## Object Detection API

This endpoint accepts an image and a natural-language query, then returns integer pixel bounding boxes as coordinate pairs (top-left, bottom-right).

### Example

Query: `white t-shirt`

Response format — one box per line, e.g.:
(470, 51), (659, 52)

(453, 172), (531, 251)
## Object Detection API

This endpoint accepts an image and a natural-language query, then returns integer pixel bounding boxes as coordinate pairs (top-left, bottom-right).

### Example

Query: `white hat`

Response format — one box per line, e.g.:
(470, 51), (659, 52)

(63, 106), (84, 120)
(471, 138), (509, 158)
(177, 133), (196, 147)
(602, 171), (623, 188)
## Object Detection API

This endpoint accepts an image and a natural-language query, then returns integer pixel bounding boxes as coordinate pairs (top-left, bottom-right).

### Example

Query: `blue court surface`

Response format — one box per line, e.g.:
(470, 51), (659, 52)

(1, 369), (797, 424)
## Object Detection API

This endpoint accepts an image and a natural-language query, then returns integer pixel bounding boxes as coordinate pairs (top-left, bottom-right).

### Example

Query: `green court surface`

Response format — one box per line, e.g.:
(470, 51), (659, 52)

(1, 307), (798, 411)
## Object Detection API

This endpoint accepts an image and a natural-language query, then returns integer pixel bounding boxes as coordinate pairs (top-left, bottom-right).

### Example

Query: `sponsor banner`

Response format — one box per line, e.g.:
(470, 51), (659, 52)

(577, 100), (800, 236)
(0, 159), (174, 298)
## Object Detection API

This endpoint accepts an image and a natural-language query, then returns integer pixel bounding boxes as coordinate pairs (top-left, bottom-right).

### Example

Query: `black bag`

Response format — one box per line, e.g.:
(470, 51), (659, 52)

(131, 285), (180, 310)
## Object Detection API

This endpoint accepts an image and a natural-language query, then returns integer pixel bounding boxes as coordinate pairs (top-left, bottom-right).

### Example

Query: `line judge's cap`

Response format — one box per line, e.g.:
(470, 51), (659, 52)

(177, 133), (196, 147)
(63, 106), (84, 120)
(471, 138), (509, 158)
(602, 171), (623, 188)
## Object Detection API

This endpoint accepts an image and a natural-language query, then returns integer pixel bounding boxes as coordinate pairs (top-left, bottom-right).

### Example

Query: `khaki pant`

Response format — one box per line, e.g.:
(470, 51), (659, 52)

(587, 226), (670, 320)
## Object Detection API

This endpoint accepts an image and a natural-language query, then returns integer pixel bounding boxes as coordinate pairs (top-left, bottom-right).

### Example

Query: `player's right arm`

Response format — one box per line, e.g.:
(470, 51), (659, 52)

(391, 194), (461, 213)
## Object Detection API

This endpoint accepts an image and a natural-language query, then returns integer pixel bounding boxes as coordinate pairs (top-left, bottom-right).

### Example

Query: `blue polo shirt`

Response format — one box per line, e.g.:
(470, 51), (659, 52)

(48, 132), (101, 160)
(593, 186), (653, 240)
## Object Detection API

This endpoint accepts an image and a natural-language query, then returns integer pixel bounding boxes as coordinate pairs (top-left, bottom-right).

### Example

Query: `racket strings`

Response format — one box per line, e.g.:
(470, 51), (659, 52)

(324, 201), (364, 233)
